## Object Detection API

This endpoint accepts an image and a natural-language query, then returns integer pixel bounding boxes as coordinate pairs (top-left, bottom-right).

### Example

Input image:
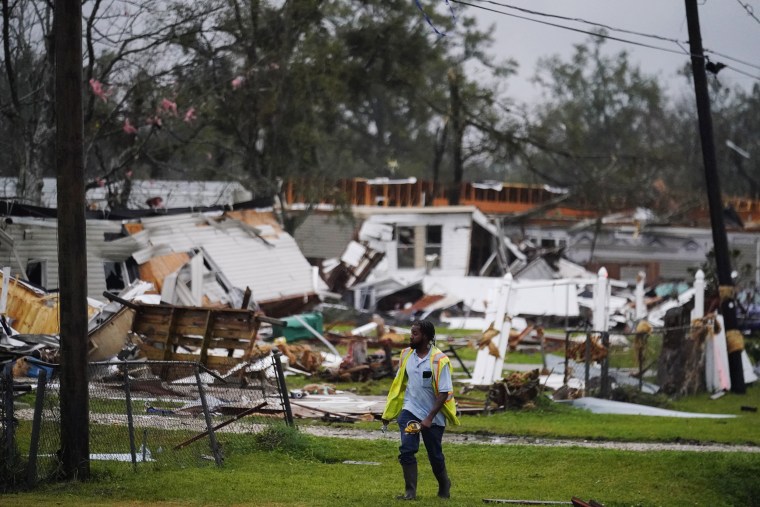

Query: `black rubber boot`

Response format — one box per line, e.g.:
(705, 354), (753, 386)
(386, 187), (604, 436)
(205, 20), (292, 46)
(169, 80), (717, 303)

(396, 463), (417, 500)
(433, 464), (451, 499)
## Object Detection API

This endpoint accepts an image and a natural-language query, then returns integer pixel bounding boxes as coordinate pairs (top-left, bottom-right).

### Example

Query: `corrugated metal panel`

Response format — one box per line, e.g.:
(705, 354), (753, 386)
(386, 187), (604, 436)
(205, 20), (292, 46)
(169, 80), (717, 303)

(136, 214), (314, 303)
(202, 230), (314, 303)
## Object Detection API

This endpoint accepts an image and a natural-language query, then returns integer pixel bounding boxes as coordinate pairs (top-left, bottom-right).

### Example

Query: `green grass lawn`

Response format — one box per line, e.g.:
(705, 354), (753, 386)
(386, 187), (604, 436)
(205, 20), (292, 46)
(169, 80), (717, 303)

(6, 426), (760, 506)
(6, 330), (760, 506)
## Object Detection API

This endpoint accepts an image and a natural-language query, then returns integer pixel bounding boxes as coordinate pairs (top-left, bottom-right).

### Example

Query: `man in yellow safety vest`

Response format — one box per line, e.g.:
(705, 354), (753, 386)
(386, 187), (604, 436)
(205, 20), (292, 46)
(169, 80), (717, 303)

(382, 319), (460, 500)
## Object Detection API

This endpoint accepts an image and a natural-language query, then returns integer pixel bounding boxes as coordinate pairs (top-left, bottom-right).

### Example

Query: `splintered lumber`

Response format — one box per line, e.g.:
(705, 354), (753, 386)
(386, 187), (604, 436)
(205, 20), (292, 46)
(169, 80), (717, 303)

(0, 272), (99, 334)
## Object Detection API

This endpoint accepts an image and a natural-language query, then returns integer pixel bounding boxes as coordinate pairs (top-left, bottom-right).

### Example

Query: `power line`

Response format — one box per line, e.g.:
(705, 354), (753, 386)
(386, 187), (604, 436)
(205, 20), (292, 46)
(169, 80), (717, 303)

(450, 0), (687, 56)
(470, 0), (686, 46)
(736, 0), (760, 25)
(450, 0), (760, 82)
(703, 48), (760, 73)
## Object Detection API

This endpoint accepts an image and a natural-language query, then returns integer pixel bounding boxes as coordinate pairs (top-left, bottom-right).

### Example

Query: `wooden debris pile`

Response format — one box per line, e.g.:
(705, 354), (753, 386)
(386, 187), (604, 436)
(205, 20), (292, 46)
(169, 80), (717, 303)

(567, 335), (608, 362)
(487, 369), (541, 410)
(276, 342), (324, 373)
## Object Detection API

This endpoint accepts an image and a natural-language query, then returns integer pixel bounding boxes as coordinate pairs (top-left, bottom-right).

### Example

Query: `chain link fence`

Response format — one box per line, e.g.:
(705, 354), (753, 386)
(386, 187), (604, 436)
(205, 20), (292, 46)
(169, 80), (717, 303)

(561, 327), (665, 397)
(2, 354), (291, 490)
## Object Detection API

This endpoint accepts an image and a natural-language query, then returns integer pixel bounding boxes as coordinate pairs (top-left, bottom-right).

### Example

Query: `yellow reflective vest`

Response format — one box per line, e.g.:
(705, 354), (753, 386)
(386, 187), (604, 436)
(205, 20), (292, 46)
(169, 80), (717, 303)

(382, 345), (460, 426)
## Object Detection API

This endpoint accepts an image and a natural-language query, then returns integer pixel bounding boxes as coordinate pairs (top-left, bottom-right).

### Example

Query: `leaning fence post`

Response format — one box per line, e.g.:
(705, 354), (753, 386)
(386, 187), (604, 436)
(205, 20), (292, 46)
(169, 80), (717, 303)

(584, 332), (591, 393)
(26, 368), (48, 485)
(600, 332), (610, 398)
(272, 351), (294, 427)
(195, 364), (222, 466)
(563, 330), (571, 387)
(635, 271), (647, 320)
(122, 363), (137, 469)
(692, 269), (705, 320)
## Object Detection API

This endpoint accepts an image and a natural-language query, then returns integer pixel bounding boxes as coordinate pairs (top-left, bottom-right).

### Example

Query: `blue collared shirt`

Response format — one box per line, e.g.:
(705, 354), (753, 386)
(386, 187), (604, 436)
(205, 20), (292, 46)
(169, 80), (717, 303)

(402, 348), (453, 427)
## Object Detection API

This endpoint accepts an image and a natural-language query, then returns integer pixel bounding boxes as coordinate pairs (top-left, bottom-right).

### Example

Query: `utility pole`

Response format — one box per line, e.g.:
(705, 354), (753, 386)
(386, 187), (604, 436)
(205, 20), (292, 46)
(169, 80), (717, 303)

(56, 0), (91, 477)
(684, 0), (745, 393)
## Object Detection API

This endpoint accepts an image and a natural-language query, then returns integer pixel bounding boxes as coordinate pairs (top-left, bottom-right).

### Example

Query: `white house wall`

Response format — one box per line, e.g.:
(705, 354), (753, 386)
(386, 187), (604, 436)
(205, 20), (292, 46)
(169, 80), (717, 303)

(0, 219), (138, 300)
(362, 211), (473, 276)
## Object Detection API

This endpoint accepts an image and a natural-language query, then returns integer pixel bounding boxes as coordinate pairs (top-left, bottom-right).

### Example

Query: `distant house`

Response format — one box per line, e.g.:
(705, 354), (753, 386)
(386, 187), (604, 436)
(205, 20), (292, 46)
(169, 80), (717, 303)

(0, 177), (254, 210)
(502, 217), (760, 285)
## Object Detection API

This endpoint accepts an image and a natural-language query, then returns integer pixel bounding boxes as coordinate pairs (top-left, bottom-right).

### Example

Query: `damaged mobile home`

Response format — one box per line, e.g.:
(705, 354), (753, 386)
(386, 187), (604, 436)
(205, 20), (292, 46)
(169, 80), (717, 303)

(0, 202), (318, 318)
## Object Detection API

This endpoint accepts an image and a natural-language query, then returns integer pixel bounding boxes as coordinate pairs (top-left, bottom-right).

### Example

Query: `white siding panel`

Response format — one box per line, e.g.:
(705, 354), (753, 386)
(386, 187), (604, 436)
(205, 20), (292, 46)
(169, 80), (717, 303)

(440, 220), (471, 275)
(364, 211), (474, 276)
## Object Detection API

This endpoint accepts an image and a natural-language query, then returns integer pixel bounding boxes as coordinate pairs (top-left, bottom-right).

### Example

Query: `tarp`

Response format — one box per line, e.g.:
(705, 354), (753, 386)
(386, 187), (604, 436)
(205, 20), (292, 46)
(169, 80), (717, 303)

(563, 397), (736, 418)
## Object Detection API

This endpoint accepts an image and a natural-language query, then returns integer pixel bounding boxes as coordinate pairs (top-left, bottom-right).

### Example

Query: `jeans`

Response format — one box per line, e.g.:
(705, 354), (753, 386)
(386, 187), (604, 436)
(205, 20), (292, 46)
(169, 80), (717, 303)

(397, 409), (445, 470)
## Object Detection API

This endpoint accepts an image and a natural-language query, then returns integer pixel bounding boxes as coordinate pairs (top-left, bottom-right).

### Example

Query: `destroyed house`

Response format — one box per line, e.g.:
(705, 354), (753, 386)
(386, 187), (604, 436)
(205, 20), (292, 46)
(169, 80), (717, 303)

(0, 201), (317, 317)
(335, 206), (522, 312)
(354, 205), (519, 277)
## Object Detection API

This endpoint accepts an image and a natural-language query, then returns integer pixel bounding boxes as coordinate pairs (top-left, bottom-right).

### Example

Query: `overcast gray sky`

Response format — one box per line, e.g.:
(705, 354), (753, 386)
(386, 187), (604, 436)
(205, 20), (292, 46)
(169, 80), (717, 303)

(457, 0), (760, 104)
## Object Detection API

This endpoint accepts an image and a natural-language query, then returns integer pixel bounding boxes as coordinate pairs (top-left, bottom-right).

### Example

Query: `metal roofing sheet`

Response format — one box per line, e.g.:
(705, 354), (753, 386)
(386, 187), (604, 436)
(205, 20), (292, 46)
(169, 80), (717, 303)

(136, 214), (314, 303)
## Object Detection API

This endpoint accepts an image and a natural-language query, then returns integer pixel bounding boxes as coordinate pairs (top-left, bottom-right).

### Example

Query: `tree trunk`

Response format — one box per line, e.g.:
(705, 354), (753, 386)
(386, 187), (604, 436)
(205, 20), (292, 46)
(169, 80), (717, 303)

(447, 68), (463, 205)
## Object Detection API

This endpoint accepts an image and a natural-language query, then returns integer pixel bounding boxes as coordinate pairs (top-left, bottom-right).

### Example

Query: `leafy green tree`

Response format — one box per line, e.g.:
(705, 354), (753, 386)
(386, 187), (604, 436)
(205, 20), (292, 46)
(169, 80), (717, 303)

(521, 35), (677, 214)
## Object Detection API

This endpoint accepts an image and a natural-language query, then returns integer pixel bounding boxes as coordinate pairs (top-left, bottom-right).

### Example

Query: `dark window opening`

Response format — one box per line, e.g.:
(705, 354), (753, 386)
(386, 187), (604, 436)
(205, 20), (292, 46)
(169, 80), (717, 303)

(104, 262), (126, 291)
(396, 226), (415, 269)
(425, 225), (442, 268)
(26, 259), (47, 288)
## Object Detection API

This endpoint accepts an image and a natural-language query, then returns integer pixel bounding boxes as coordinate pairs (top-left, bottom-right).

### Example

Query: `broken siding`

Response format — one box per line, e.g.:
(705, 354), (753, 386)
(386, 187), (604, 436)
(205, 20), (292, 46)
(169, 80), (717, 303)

(0, 222), (60, 289)
(0, 219), (142, 301)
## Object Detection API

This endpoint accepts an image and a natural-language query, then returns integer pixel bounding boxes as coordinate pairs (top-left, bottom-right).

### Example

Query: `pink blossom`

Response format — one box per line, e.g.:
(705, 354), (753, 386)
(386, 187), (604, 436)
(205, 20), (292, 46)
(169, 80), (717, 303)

(231, 76), (245, 89)
(160, 98), (178, 116)
(147, 116), (162, 128)
(89, 79), (110, 102)
(123, 118), (138, 135)
(125, 170), (134, 178)
(206, 152), (213, 160)
(184, 107), (197, 123)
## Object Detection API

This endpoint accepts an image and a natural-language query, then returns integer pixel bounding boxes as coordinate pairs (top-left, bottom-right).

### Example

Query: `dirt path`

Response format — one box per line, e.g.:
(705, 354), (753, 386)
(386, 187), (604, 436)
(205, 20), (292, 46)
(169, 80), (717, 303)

(300, 425), (760, 453)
